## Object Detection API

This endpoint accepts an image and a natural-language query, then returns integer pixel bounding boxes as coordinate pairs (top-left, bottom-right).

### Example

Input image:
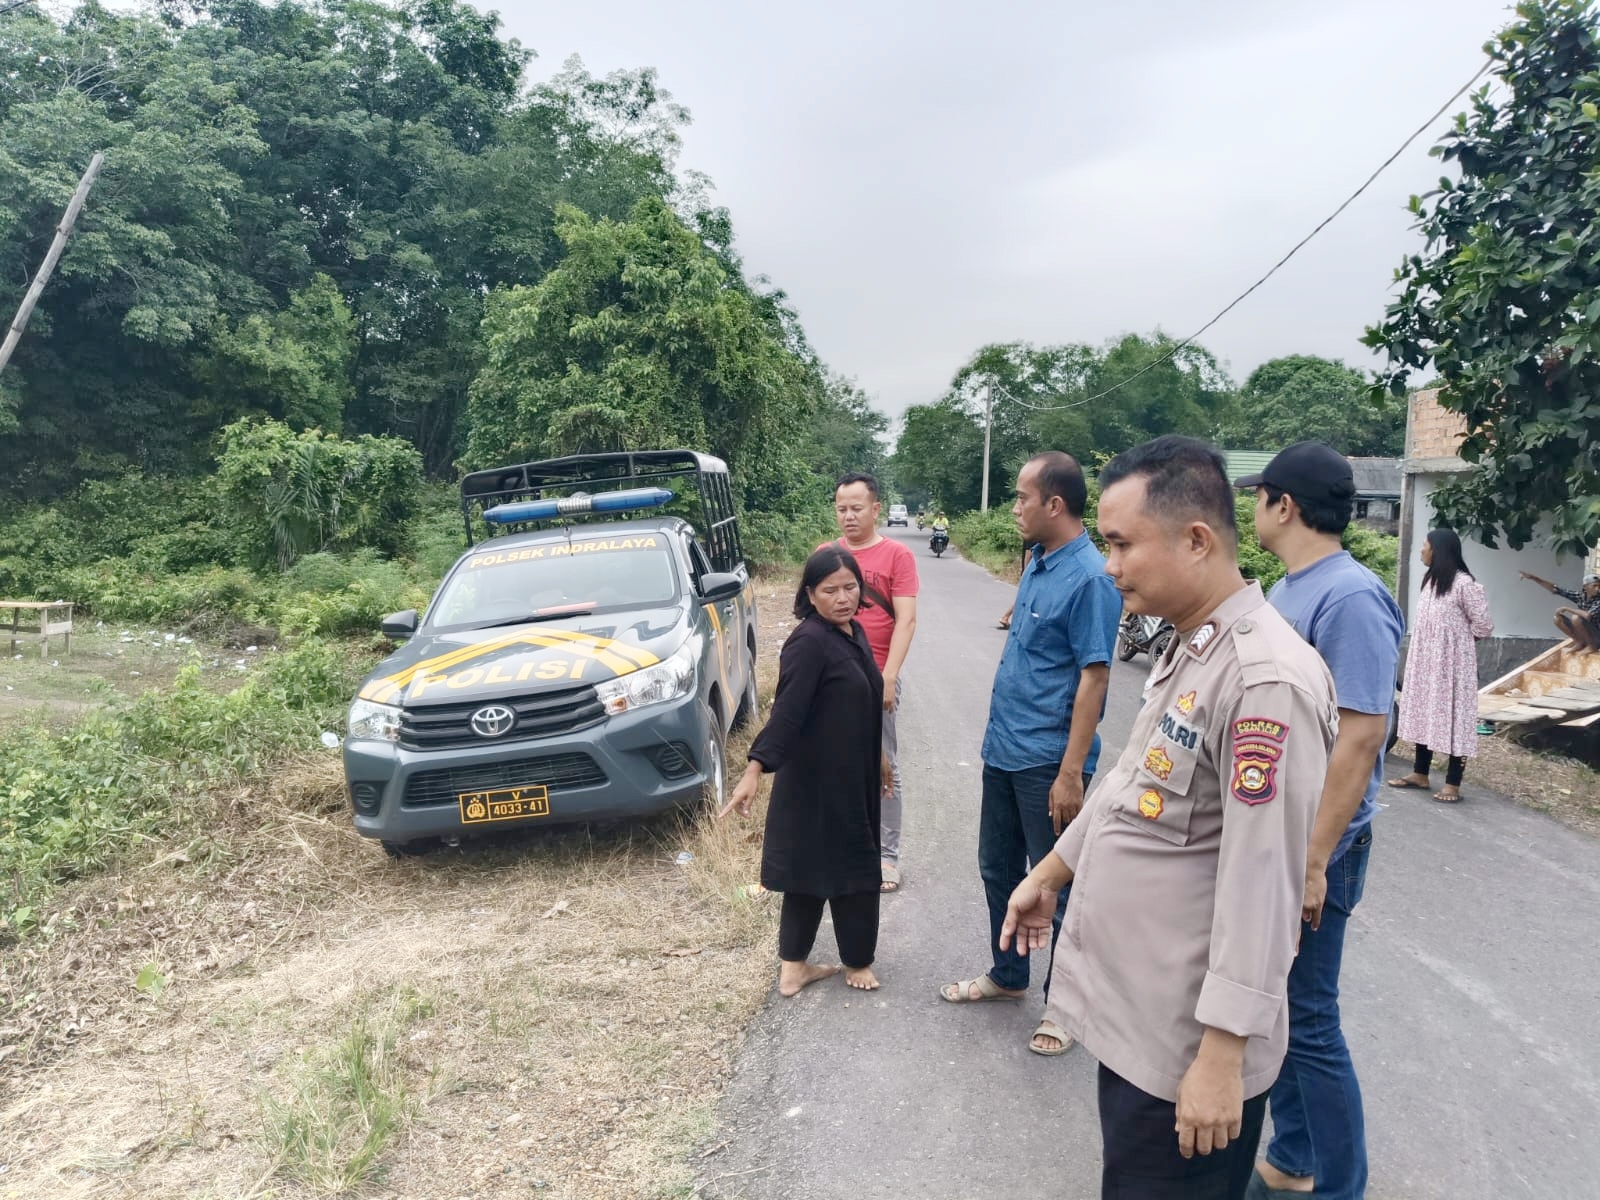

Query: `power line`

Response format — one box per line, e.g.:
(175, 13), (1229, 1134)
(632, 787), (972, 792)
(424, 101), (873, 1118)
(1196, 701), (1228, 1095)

(0, 0), (38, 14)
(991, 56), (1496, 415)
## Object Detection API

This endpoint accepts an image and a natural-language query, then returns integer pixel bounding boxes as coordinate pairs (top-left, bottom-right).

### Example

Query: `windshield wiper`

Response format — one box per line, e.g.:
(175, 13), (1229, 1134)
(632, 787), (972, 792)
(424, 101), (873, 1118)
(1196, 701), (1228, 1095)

(474, 603), (598, 629)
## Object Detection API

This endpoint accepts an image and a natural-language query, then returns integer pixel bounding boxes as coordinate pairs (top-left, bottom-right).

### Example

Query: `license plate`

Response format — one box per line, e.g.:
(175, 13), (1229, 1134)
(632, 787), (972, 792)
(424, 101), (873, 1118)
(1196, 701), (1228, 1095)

(458, 785), (551, 824)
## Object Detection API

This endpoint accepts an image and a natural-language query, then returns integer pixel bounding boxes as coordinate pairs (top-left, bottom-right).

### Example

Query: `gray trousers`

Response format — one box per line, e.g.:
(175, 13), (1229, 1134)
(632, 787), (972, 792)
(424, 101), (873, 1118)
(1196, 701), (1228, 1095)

(881, 677), (903, 864)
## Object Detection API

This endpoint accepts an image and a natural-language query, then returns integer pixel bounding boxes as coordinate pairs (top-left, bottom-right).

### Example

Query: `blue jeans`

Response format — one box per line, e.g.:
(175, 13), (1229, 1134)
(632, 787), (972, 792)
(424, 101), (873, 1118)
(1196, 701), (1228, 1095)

(979, 763), (1085, 993)
(1264, 825), (1372, 1200)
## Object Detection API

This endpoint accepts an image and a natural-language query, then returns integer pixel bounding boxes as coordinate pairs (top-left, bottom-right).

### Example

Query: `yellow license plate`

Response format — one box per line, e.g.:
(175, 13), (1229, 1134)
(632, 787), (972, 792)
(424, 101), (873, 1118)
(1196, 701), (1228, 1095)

(458, 785), (551, 824)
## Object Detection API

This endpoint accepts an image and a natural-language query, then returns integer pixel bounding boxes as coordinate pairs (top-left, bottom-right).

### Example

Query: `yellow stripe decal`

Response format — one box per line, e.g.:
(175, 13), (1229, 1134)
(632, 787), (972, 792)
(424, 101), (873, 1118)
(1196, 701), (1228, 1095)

(358, 627), (657, 703)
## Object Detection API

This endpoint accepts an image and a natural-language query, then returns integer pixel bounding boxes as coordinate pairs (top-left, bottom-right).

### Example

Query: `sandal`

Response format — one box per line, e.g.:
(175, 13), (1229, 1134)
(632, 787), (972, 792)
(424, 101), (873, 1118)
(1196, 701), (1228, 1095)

(1029, 1019), (1074, 1056)
(939, 974), (1025, 1004)
(880, 862), (901, 893)
(1433, 788), (1462, 804)
(997, 618), (1011, 630)
(1386, 776), (1429, 790)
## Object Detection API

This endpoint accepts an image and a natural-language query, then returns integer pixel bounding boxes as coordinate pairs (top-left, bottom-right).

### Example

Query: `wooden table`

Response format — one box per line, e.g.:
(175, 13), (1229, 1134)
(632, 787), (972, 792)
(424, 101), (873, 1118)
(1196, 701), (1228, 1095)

(2, 600), (73, 657)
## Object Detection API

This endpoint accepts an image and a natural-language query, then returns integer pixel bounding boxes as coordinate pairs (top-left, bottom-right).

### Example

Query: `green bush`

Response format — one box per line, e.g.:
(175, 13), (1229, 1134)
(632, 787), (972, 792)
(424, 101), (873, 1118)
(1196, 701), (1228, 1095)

(0, 640), (366, 926)
(741, 503), (838, 573)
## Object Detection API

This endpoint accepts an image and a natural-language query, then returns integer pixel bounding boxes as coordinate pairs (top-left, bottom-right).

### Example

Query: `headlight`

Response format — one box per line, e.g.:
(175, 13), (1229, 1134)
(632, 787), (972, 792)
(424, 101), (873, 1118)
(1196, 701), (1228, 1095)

(594, 643), (696, 716)
(347, 698), (402, 742)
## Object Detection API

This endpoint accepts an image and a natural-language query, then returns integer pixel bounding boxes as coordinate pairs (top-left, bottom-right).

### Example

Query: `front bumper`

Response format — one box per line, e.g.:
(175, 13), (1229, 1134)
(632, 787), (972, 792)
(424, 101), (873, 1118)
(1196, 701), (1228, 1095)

(342, 691), (711, 845)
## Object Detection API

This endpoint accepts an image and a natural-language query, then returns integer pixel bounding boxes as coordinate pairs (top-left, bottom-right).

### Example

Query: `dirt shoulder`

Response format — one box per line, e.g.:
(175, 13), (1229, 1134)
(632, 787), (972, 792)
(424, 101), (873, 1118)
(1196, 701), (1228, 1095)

(0, 575), (797, 1200)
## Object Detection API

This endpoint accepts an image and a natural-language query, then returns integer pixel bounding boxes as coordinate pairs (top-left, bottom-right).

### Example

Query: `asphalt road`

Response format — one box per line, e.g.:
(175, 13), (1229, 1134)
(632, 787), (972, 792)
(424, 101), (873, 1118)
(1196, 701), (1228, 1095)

(705, 526), (1600, 1200)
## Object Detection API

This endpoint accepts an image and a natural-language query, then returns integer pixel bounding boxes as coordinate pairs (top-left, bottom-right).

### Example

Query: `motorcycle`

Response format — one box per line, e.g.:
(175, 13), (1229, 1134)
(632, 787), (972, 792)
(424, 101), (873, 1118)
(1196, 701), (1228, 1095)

(929, 528), (949, 558)
(1116, 611), (1174, 662)
(915, 514), (926, 530)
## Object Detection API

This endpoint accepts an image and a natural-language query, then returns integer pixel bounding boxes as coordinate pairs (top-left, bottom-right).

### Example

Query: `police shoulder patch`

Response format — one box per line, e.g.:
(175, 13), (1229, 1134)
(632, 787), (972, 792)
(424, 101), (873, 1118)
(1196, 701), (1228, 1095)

(1230, 716), (1289, 806)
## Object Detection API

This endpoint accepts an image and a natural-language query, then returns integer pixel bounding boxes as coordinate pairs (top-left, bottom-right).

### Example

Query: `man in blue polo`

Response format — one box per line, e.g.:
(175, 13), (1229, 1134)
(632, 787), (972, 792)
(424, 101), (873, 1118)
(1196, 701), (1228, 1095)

(939, 451), (1122, 1056)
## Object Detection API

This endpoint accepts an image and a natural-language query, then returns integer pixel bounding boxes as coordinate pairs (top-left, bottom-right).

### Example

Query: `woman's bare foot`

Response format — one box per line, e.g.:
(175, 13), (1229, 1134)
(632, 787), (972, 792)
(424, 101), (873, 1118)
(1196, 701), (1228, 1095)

(778, 961), (840, 997)
(844, 966), (880, 991)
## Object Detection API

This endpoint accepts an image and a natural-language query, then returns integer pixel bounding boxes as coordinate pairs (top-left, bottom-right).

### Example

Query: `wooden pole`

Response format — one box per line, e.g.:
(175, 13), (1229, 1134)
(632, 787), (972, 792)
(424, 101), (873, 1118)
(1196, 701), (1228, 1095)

(0, 151), (105, 377)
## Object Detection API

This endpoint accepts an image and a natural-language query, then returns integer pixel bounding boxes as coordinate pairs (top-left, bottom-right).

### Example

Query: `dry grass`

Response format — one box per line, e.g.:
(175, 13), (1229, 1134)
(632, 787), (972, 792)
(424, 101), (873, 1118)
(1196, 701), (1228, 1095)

(0, 574), (798, 1199)
(1395, 734), (1600, 837)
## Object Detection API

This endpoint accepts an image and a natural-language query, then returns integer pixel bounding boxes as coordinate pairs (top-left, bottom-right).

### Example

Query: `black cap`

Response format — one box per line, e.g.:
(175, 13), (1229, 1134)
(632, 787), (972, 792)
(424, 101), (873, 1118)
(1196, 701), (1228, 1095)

(1233, 441), (1355, 505)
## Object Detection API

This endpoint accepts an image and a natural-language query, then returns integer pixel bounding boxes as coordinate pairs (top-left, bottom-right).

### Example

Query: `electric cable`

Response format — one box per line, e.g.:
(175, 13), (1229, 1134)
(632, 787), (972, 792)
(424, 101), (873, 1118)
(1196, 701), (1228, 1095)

(985, 56), (1497, 414)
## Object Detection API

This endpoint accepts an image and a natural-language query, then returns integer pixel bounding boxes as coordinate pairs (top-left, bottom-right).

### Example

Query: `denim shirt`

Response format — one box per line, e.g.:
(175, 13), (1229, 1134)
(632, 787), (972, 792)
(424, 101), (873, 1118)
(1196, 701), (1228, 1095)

(982, 531), (1122, 773)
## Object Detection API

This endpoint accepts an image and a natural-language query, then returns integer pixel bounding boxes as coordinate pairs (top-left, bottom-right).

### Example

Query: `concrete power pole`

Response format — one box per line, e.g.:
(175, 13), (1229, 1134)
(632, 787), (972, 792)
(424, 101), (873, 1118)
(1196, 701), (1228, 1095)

(0, 152), (106, 377)
(972, 380), (985, 512)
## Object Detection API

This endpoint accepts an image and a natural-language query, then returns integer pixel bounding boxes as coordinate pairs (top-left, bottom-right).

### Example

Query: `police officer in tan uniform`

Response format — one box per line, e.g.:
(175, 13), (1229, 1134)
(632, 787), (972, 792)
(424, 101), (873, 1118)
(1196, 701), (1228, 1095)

(999, 436), (1337, 1200)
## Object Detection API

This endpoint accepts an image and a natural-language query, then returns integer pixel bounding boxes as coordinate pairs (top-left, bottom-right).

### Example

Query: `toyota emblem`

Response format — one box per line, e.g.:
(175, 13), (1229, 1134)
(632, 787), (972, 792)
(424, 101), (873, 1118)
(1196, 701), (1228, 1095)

(470, 705), (516, 738)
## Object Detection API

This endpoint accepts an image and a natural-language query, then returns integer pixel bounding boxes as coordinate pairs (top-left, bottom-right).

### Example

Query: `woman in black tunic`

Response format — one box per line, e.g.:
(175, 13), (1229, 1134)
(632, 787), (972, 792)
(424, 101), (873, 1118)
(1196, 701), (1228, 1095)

(723, 546), (893, 995)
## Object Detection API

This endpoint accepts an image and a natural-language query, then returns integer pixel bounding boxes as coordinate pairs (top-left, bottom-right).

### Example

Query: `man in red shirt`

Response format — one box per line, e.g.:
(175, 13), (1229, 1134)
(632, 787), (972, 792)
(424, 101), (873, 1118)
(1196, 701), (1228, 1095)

(824, 473), (919, 891)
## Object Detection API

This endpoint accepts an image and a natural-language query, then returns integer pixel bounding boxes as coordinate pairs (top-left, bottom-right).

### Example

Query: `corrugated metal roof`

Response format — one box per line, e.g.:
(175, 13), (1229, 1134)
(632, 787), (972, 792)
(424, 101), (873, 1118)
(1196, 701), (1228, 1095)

(1224, 451), (1275, 482)
(1348, 457), (1402, 497)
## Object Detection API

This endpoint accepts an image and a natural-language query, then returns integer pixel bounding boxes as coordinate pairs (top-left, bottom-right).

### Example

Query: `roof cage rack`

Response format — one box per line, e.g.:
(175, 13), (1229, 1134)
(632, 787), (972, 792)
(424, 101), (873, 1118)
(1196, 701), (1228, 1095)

(458, 449), (744, 573)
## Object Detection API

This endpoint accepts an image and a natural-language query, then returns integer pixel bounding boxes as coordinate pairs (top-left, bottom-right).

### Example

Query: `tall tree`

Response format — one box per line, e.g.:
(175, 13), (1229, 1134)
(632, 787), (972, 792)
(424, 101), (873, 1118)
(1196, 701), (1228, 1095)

(464, 197), (815, 507)
(1366, 0), (1600, 553)
(1220, 355), (1404, 455)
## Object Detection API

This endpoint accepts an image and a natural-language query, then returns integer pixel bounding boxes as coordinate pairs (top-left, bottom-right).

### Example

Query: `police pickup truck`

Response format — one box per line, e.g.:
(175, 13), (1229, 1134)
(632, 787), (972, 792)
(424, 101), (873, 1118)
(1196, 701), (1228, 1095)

(343, 450), (758, 854)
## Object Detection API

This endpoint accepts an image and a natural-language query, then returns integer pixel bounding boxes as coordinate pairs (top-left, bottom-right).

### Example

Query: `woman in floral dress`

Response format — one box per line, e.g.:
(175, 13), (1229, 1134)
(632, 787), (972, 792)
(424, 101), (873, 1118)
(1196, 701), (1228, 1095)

(1389, 529), (1494, 802)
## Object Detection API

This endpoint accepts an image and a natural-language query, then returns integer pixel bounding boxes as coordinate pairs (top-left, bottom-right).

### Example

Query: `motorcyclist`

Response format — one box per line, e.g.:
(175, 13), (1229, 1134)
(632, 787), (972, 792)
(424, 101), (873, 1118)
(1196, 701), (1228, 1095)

(931, 511), (949, 532)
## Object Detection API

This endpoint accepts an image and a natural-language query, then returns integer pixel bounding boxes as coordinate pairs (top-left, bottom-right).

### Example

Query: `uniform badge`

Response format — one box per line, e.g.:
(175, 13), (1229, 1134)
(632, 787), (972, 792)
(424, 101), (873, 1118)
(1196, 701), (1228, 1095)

(1138, 789), (1164, 819)
(1230, 717), (1289, 805)
(1143, 745), (1174, 781)
(1176, 690), (1197, 715)
(1187, 622), (1218, 656)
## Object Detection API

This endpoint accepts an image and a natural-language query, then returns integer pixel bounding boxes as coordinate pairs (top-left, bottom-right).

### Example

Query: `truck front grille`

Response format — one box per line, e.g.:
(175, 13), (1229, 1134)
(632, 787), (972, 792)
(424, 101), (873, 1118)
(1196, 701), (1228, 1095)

(402, 753), (608, 807)
(399, 684), (605, 750)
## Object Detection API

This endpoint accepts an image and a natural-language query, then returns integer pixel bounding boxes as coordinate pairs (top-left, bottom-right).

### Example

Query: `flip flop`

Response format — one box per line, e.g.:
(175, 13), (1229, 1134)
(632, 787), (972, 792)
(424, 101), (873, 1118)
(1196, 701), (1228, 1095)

(880, 862), (901, 893)
(1433, 789), (1462, 804)
(1029, 1019), (1074, 1056)
(939, 974), (1024, 1003)
(1386, 777), (1429, 790)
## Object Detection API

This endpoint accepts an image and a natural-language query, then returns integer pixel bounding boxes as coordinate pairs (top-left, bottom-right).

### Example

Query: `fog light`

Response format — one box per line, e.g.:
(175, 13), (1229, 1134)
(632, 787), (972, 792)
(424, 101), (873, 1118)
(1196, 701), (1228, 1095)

(350, 782), (383, 815)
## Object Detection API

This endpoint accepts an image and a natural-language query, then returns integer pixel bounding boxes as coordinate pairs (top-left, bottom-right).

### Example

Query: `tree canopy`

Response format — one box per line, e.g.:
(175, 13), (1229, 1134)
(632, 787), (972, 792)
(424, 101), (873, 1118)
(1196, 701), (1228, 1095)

(1219, 355), (1404, 457)
(1, 0), (882, 512)
(891, 334), (1234, 511)
(1366, 0), (1600, 553)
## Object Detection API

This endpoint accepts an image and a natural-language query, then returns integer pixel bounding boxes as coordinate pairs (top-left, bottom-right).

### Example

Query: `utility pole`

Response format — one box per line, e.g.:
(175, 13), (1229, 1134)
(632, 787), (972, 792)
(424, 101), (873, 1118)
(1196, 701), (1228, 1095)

(972, 380), (985, 512)
(0, 152), (105, 377)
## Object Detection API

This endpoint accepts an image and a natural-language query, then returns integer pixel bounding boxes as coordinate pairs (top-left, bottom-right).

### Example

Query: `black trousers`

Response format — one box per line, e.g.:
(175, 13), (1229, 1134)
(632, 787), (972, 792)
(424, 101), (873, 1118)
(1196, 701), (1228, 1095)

(778, 891), (879, 968)
(1098, 1065), (1268, 1200)
(1414, 742), (1466, 787)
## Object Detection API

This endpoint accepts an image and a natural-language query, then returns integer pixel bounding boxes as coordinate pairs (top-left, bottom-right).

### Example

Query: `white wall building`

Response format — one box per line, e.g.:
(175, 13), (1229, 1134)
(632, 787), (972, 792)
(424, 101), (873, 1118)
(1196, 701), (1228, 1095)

(1401, 390), (1584, 682)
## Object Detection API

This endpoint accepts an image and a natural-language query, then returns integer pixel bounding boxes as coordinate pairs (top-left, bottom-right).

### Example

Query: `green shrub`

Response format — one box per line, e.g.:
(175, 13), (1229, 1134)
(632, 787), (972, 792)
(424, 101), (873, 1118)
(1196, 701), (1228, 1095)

(0, 640), (366, 925)
(740, 503), (838, 573)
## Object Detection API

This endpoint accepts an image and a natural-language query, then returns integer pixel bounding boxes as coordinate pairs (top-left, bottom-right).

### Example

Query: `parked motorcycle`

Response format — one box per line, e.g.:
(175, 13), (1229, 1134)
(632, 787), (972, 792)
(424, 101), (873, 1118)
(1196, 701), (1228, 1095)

(929, 528), (949, 558)
(1116, 611), (1174, 662)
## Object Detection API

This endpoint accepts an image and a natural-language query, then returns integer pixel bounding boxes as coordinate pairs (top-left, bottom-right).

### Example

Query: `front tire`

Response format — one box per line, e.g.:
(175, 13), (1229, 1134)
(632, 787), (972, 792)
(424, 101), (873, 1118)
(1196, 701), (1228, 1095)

(733, 652), (759, 730)
(1149, 628), (1174, 662)
(702, 705), (728, 812)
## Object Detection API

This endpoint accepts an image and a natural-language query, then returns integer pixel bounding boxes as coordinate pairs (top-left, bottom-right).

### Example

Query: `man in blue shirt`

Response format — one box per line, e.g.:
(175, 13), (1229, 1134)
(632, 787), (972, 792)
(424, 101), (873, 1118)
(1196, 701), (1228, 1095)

(1236, 442), (1405, 1200)
(939, 451), (1121, 1056)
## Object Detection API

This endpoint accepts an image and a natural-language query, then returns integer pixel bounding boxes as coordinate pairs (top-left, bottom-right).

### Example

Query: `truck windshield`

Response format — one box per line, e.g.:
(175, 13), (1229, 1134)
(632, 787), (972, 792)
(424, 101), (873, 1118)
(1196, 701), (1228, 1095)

(429, 536), (680, 632)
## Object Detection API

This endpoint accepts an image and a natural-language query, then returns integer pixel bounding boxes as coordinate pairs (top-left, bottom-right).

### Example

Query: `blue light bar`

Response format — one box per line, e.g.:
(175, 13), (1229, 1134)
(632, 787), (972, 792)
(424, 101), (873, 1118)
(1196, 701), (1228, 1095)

(482, 486), (674, 525)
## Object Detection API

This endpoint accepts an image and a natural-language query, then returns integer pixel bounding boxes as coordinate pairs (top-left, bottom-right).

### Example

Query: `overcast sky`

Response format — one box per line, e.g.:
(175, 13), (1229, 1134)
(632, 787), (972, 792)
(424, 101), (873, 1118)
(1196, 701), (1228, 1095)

(496, 0), (1515, 422)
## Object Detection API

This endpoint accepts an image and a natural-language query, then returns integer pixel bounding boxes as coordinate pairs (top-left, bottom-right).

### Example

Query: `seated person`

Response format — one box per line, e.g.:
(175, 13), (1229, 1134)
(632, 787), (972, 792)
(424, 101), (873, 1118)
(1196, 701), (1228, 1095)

(930, 511), (949, 532)
(1519, 570), (1600, 650)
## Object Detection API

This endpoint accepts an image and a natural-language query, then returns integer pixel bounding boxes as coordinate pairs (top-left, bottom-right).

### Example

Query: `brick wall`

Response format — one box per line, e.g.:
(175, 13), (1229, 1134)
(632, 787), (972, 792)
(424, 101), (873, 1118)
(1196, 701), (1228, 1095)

(1406, 388), (1468, 460)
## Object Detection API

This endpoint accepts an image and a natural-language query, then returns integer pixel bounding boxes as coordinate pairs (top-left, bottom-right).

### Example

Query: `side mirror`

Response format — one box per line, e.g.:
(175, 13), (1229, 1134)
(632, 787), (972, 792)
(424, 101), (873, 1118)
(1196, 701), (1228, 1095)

(698, 572), (744, 605)
(380, 609), (419, 639)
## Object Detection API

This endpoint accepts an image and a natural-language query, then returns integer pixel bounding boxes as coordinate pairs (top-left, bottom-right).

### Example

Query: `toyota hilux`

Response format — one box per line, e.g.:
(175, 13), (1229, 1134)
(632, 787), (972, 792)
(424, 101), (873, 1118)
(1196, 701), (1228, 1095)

(342, 450), (758, 854)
